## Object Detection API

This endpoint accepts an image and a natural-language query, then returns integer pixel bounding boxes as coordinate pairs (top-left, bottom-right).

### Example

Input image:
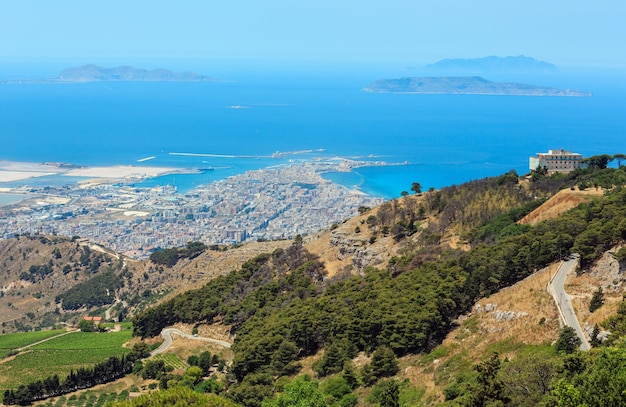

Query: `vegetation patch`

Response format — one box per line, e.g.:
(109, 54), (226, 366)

(0, 329), (66, 358)
(55, 271), (123, 310)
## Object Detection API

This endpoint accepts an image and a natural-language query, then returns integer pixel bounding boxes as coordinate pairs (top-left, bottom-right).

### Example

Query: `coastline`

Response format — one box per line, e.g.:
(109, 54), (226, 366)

(0, 160), (198, 184)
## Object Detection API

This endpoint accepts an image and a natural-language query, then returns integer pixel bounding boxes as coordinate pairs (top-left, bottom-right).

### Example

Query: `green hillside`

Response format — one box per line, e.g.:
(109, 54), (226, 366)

(129, 165), (626, 405)
(4, 162), (626, 406)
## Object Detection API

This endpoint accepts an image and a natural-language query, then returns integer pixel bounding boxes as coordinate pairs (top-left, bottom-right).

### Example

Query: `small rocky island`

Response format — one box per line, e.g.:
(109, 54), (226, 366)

(363, 76), (591, 97)
(4, 64), (219, 83)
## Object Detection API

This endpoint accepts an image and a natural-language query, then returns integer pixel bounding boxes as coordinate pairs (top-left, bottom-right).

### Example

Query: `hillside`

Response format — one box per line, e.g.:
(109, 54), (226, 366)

(3, 164), (626, 406)
(0, 235), (289, 333)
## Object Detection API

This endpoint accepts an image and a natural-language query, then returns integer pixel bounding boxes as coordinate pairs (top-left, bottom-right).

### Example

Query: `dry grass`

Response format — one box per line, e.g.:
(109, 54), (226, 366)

(519, 187), (603, 226)
(403, 264), (562, 403)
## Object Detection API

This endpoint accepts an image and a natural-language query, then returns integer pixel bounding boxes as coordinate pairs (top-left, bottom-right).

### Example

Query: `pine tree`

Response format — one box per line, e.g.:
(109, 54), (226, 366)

(591, 324), (602, 347)
(471, 352), (510, 406)
(370, 346), (399, 379)
(556, 326), (582, 354)
(589, 287), (605, 313)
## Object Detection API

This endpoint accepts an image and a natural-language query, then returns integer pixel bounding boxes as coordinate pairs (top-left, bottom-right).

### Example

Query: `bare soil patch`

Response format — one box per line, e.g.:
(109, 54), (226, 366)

(519, 188), (603, 226)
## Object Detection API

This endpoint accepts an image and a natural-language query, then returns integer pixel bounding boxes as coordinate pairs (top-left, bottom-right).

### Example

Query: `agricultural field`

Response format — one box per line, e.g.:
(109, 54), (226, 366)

(0, 330), (133, 391)
(0, 329), (67, 358)
(38, 390), (129, 407)
(151, 353), (188, 371)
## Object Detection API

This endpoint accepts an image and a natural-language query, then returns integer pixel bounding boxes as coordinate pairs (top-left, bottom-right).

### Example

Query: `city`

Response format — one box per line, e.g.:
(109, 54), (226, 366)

(0, 160), (384, 258)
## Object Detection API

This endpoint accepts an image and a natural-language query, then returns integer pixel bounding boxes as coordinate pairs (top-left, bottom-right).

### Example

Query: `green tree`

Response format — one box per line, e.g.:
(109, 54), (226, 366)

(555, 326), (581, 354)
(470, 352), (510, 407)
(320, 376), (353, 405)
(583, 154), (614, 169)
(271, 340), (300, 376)
(142, 360), (166, 380)
(575, 348), (626, 406)
(370, 379), (400, 407)
(130, 342), (151, 359)
(410, 182), (422, 194)
(188, 355), (199, 366)
(229, 373), (274, 407)
(198, 351), (213, 376)
(262, 376), (327, 407)
(500, 350), (559, 405)
(615, 246), (626, 263)
(78, 319), (95, 332)
(184, 366), (204, 385)
(360, 363), (376, 387)
(546, 379), (583, 407)
(589, 287), (604, 313)
(370, 346), (399, 379)
(590, 324), (602, 347)
(341, 362), (359, 390)
(313, 343), (348, 377)
(614, 153), (626, 168)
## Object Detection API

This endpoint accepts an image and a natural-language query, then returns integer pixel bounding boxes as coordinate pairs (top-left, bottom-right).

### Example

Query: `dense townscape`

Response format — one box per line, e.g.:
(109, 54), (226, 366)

(0, 160), (383, 258)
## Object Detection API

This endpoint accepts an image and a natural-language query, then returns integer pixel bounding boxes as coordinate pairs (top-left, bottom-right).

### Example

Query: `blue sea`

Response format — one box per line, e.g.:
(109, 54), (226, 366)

(1, 63), (625, 199)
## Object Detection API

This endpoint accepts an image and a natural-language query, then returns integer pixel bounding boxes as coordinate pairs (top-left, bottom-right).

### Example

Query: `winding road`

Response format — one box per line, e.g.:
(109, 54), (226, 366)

(547, 254), (590, 351)
(150, 328), (231, 356)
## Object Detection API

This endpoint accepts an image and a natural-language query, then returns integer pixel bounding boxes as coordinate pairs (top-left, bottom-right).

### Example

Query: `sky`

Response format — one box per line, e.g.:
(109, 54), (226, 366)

(1, 1), (625, 69)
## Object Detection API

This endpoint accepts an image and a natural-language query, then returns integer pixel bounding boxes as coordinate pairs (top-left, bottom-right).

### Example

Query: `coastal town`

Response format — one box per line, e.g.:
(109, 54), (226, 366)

(0, 159), (384, 258)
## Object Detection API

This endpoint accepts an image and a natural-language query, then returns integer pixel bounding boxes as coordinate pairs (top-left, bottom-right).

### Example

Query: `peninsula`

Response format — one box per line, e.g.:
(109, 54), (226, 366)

(363, 76), (591, 97)
(3, 64), (219, 84)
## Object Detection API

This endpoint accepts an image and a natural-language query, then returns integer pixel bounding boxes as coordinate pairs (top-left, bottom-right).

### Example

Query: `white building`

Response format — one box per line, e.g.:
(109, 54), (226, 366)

(529, 149), (583, 173)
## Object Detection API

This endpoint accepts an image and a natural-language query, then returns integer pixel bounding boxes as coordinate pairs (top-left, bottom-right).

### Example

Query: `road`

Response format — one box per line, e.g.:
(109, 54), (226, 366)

(16, 330), (77, 351)
(150, 328), (231, 356)
(548, 254), (590, 351)
(104, 299), (128, 321)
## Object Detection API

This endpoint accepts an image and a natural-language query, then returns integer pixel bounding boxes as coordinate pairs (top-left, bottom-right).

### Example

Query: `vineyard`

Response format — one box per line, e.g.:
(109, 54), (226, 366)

(0, 329), (66, 358)
(151, 354), (188, 371)
(39, 390), (129, 407)
(0, 331), (133, 391)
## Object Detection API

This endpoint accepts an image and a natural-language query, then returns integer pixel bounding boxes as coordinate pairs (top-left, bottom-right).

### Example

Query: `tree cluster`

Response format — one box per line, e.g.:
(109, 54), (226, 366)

(133, 243), (323, 338)
(149, 241), (208, 267)
(3, 354), (135, 405)
(55, 270), (122, 310)
(109, 386), (239, 407)
(19, 262), (54, 283)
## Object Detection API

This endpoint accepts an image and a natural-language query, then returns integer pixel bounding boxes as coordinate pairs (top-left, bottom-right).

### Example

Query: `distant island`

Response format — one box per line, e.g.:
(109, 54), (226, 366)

(3, 64), (219, 83)
(422, 55), (558, 75)
(363, 76), (591, 97)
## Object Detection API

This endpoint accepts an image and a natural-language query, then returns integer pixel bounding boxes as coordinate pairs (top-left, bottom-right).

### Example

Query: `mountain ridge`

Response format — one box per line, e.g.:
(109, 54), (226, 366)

(423, 55), (558, 74)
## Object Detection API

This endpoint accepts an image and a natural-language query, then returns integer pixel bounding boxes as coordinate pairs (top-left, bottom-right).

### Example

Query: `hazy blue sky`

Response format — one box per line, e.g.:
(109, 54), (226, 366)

(1, 1), (624, 68)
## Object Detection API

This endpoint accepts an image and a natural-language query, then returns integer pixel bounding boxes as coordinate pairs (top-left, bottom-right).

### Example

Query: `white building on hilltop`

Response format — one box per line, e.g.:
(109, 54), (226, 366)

(529, 149), (583, 173)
